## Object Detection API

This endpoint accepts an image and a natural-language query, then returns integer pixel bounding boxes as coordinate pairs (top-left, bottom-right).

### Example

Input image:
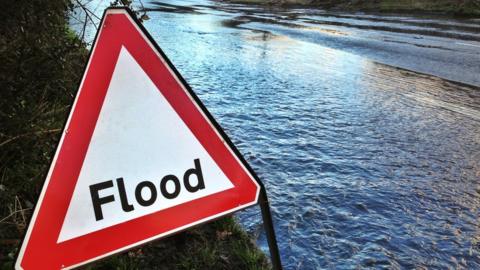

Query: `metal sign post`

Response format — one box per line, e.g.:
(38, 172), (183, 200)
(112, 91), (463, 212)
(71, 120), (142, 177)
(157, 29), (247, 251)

(259, 186), (283, 270)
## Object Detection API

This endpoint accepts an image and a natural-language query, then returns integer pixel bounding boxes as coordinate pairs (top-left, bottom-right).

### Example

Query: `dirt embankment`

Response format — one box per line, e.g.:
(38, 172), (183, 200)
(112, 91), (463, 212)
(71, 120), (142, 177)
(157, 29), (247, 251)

(227, 0), (480, 16)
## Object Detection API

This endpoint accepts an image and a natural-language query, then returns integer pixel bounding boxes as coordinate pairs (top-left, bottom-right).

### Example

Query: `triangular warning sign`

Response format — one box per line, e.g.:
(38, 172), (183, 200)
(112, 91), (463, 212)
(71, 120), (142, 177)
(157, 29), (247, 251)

(16, 8), (260, 270)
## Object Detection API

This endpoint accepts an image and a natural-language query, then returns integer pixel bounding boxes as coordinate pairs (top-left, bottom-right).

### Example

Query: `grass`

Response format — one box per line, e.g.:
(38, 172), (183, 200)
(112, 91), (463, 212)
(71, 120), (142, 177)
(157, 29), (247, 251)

(84, 217), (269, 270)
(0, 0), (269, 269)
(338, 0), (480, 16)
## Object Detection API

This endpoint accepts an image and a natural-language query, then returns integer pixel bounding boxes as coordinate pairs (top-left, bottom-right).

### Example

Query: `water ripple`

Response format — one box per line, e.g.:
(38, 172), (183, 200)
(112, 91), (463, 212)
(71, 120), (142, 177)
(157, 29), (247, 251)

(141, 2), (480, 269)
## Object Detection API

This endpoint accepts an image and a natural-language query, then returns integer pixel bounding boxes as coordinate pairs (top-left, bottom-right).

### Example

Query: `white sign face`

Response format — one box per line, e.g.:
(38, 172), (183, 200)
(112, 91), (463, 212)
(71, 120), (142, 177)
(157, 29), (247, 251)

(58, 47), (234, 242)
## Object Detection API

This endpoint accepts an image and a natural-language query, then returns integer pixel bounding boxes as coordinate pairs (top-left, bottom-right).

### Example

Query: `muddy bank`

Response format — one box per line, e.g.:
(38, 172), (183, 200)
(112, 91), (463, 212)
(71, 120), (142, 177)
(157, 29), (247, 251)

(221, 0), (480, 17)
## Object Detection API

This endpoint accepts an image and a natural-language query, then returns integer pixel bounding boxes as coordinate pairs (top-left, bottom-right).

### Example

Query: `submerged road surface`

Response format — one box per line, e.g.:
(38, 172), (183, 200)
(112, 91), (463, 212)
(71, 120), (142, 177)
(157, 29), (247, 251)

(72, 1), (480, 268)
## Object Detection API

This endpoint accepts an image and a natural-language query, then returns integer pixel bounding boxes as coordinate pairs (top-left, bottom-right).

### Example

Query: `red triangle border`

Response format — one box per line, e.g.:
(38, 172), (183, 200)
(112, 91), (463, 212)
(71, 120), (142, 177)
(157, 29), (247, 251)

(16, 8), (261, 270)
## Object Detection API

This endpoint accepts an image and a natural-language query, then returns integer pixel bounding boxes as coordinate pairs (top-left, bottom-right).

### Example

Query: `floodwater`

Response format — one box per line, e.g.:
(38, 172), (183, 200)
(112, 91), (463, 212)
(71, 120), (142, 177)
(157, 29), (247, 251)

(71, 1), (480, 268)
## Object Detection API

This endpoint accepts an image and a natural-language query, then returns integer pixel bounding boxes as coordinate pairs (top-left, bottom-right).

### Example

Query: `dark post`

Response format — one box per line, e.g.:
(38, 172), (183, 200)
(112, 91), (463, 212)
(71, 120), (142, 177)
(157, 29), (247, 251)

(259, 186), (282, 270)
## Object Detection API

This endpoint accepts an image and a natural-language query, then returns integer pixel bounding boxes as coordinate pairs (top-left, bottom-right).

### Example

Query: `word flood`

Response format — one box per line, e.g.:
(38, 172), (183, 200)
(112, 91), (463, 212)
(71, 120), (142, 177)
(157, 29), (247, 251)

(89, 158), (205, 221)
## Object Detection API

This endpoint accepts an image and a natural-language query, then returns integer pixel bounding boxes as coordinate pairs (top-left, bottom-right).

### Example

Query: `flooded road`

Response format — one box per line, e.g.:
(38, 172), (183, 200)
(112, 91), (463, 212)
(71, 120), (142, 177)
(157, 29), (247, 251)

(146, 0), (480, 86)
(72, 1), (480, 268)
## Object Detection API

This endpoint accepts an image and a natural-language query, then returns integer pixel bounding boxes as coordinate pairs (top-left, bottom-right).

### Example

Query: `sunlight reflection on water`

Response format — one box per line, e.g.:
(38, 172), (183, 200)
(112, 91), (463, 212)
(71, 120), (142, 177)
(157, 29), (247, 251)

(72, 1), (480, 268)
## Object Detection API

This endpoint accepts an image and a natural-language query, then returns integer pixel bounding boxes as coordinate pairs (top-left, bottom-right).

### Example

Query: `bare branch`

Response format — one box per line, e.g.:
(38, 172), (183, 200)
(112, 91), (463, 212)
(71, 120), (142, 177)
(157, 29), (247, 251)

(0, 128), (62, 148)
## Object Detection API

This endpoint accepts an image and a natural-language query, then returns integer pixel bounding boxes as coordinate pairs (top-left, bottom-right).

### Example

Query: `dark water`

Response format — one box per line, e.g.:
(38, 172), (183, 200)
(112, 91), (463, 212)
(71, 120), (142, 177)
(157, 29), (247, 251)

(72, 1), (480, 268)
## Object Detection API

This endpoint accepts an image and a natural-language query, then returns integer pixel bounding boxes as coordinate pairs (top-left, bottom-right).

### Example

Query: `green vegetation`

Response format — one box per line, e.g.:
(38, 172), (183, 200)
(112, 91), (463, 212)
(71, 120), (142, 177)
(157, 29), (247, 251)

(87, 218), (269, 270)
(1, 3), (87, 267)
(337, 0), (480, 16)
(0, 0), (268, 269)
(228, 0), (480, 16)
